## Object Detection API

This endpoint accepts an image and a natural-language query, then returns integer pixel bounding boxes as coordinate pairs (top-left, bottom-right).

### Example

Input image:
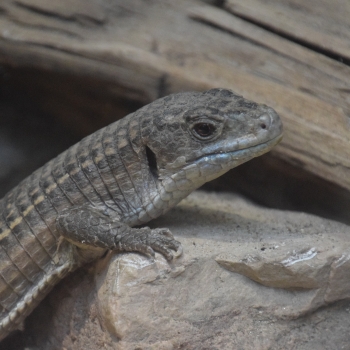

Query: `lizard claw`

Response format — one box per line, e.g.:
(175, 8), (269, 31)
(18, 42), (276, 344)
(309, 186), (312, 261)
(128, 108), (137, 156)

(173, 244), (183, 259)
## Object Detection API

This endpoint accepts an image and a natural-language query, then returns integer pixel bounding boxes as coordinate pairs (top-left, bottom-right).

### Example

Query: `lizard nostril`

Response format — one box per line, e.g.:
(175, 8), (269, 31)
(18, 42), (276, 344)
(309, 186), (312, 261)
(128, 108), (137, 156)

(258, 113), (271, 130)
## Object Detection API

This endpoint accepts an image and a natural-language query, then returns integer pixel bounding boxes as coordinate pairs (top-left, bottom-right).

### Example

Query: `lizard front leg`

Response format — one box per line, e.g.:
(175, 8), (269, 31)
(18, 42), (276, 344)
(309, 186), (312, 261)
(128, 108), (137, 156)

(56, 206), (182, 261)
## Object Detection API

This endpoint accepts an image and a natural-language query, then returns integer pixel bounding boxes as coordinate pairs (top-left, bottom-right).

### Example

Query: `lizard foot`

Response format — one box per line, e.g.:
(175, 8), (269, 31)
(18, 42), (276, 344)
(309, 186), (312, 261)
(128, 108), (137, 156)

(117, 227), (182, 261)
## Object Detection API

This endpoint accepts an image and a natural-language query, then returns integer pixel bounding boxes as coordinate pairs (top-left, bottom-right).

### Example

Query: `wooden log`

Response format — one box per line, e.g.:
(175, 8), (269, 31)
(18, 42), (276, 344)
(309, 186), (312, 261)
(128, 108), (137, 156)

(224, 0), (350, 62)
(0, 0), (350, 191)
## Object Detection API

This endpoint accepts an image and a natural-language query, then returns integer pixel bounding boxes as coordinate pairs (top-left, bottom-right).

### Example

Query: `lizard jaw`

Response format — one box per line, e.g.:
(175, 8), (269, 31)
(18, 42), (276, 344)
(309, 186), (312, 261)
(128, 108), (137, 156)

(185, 133), (283, 183)
(159, 133), (283, 194)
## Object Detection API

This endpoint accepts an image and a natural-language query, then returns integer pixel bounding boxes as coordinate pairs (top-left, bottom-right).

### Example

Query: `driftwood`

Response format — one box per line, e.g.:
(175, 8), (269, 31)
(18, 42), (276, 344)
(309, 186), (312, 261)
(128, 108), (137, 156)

(0, 0), (350, 192)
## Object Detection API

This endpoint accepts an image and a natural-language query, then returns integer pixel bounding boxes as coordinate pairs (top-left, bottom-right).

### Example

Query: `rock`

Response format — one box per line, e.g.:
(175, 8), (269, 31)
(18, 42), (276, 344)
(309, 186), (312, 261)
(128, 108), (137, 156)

(9, 191), (350, 349)
(216, 237), (350, 290)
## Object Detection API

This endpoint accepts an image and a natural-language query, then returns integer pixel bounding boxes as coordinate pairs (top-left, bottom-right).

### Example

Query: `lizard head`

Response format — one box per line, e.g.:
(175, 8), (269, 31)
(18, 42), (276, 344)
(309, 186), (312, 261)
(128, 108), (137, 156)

(140, 88), (283, 190)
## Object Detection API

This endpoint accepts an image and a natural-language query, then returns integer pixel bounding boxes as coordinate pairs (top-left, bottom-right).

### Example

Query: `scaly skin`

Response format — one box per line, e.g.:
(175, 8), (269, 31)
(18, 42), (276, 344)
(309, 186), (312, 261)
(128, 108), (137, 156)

(0, 88), (283, 341)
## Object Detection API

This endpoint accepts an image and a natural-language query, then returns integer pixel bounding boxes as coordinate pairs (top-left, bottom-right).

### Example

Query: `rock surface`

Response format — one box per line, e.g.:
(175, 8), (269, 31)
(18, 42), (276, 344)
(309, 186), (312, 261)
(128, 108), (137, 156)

(6, 191), (350, 349)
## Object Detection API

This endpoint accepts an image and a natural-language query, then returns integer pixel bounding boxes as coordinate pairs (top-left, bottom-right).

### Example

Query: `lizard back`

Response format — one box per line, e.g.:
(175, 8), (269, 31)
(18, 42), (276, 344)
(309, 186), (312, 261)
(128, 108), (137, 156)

(0, 112), (153, 337)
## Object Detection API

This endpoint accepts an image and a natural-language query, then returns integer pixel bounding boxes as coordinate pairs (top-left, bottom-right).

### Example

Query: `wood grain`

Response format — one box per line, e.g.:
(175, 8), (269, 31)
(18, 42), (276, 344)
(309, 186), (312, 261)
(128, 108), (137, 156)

(225, 0), (350, 61)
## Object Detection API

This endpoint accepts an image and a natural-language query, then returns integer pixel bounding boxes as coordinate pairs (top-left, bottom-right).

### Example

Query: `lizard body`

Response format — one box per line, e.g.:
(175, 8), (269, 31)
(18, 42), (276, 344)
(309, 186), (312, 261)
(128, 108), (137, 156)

(0, 88), (282, 340)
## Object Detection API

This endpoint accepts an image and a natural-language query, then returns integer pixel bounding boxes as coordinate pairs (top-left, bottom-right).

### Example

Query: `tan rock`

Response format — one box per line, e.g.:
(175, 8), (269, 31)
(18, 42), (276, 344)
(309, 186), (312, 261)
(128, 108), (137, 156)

(94, 191), (350, 348)
(10, 191), (350, 349)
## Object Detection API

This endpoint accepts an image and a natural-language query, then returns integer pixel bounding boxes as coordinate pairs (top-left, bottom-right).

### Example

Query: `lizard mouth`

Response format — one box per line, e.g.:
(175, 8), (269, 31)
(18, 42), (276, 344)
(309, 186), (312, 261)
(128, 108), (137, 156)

(158, 133), (283, 192)
(192, 133), (283, 165)
(159, 134), (282, 180)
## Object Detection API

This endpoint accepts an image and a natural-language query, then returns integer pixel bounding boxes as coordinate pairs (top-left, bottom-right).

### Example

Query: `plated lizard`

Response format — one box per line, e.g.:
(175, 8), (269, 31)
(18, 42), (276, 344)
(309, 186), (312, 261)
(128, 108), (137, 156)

(0, 88), (283, 341)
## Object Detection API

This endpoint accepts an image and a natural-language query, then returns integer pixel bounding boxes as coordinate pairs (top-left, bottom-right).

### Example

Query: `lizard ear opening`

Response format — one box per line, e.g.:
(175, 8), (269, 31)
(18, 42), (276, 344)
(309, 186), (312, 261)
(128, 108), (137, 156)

(146, 146), (159, 179)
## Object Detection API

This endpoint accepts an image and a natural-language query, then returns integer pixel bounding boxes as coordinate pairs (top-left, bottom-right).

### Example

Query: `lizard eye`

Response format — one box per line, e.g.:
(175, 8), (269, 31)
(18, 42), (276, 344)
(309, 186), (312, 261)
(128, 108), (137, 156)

(192, 122), (216, 139)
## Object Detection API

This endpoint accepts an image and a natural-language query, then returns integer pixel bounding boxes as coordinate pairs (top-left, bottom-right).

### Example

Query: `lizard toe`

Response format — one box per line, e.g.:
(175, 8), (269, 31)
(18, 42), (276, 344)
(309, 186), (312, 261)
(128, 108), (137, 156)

(152, 228), (174, 239)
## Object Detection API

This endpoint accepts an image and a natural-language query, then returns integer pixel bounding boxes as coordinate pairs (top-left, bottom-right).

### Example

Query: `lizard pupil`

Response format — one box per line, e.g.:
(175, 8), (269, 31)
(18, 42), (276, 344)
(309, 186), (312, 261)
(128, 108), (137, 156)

(193, 123), (215, 138)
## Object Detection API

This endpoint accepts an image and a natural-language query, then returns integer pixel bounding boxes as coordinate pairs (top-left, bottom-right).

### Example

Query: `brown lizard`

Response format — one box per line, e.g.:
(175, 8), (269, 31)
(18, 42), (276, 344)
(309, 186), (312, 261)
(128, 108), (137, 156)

(0, 88), (283, 341)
